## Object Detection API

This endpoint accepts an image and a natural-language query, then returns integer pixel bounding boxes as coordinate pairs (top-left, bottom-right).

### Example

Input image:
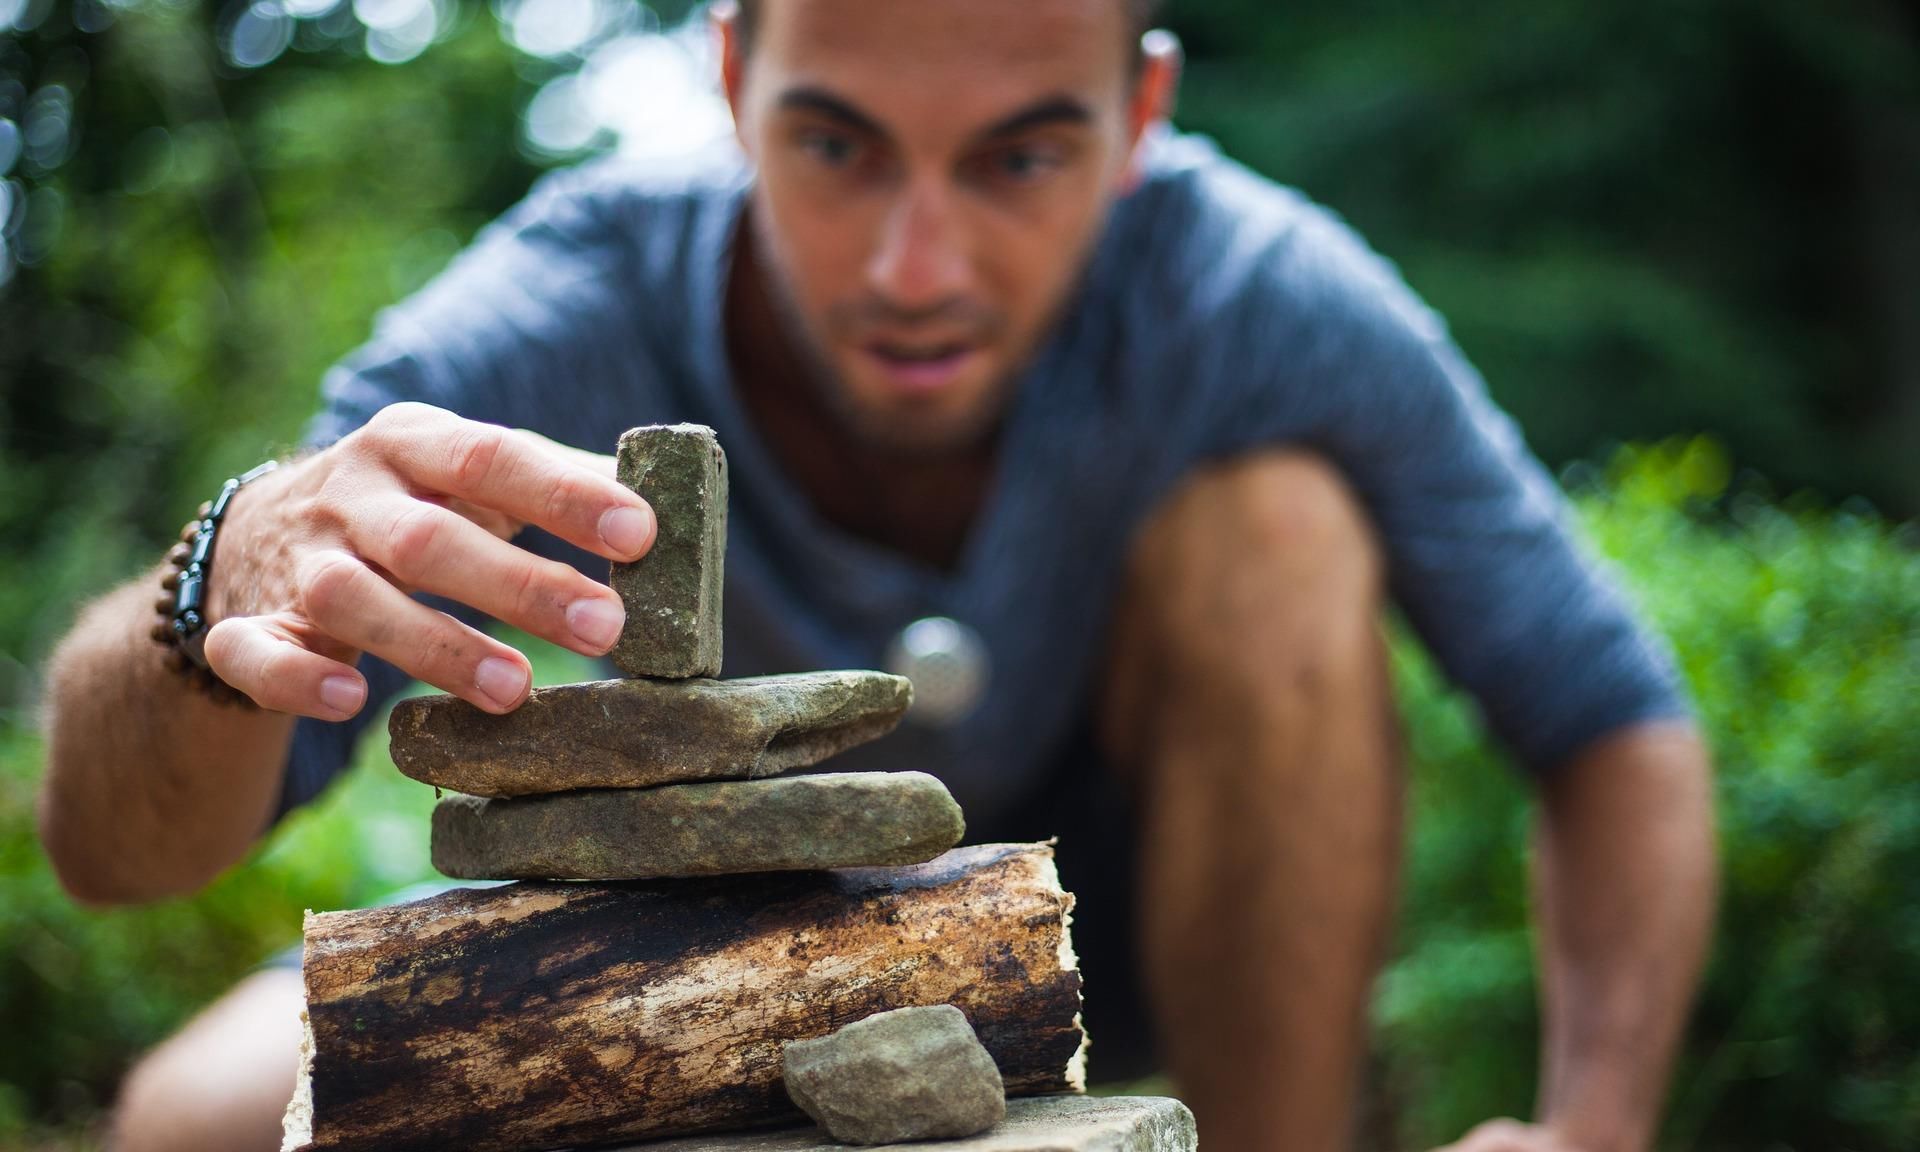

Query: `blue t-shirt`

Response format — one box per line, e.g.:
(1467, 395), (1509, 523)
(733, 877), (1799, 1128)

(285, 130), (1686, 829)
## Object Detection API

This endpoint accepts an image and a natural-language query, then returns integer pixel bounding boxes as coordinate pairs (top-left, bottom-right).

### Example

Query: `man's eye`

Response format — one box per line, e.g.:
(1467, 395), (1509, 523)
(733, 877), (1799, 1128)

(978, 144), (1064, 184)
(799, 131), (860, 169)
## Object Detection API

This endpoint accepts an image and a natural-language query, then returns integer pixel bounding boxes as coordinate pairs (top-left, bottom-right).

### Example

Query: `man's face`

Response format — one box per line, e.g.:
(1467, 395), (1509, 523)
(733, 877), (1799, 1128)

(724, 0), (1154, 453)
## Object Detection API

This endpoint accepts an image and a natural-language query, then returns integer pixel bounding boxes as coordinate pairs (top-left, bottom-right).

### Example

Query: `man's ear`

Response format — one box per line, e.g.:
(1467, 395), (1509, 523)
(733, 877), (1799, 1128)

(712, 0), (751, 153)
(1119, 28), (1183, 194)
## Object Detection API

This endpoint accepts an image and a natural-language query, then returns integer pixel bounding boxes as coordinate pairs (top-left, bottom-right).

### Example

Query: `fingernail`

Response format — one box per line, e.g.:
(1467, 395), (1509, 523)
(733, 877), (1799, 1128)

(475, 657), (529, 710)
(599, 504), (654, 559)
(319, 675), (366, 717)
(565, 597), (624, 652)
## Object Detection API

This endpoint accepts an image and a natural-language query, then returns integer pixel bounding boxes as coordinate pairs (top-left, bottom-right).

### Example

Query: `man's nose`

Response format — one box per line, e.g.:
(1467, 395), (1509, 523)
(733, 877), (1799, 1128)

(865, 179), (974, 313)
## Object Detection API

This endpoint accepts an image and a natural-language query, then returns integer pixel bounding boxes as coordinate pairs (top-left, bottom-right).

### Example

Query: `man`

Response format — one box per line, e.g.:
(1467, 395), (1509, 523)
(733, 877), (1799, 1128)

(37, 2), (1717, 1150)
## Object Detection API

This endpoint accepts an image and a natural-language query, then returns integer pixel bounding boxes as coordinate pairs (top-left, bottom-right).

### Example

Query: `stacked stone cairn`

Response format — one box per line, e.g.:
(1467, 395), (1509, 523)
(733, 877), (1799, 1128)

(292, 424), (1197, 1152)
(387, 424), (966, 883)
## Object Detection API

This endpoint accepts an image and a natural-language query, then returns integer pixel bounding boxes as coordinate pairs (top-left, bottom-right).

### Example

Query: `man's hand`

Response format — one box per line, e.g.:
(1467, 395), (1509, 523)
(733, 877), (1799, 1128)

(1433, 1119), (1583, 1152)
(204, 402), (654, 718)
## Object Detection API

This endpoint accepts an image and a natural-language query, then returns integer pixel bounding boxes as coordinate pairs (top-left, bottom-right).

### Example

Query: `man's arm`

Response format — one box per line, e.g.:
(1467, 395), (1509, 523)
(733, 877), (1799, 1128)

(1438, 720), (1717, 1152)
(38, 406), (654, 905)
(40, 573), (303, 905)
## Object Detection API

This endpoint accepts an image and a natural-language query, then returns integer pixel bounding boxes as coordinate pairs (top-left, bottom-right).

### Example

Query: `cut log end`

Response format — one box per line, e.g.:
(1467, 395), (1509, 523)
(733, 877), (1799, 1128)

(280, 1008), (315, 1152)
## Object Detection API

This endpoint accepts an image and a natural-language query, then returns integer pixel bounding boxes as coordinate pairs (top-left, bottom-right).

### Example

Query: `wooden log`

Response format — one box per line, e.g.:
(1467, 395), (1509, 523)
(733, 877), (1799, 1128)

(284, 843), (1085, 1152)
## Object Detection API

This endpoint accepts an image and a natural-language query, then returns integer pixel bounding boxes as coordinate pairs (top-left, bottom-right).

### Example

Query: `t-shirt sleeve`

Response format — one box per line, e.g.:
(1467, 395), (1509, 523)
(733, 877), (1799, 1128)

(277, 162), (644, 822)
(1203, 206), (1691, 773)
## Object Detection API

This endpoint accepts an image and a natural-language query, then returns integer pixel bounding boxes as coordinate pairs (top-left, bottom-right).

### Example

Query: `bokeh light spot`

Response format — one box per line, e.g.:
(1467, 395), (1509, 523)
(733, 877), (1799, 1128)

(364, 0), (440, 64)
(17, 184), (63, 265)
(502, 0), (603, 60)
(22, 85), (73, 174)
(225, 0), (294, 69)
(517, 19), (730, 162)
(0, 119), (19, 177)
(352, 0), (420, 31)
(523, 73), (596, 155)
(72, 0), (114, 32)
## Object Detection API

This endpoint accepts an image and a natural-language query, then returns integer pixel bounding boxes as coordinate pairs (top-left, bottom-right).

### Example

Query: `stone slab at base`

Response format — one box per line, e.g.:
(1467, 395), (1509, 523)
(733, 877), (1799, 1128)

(607, 1096), (1195, 1152)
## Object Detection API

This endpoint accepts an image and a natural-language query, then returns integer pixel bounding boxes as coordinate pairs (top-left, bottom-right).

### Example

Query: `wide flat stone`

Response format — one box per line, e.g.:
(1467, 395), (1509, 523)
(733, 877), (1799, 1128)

(389, 671), (912, 797)
(431, 771), (965, 881)
(604, 1096), (1196, 1152)
(612, 423), (727, 679)
(784, 1005), (1006, 1145)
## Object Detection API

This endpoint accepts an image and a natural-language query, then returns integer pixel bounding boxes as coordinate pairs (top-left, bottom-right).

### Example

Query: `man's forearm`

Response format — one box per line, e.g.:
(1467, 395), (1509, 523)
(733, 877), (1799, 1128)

(39, 573), (297, 904)
(1532, 721), (1717, 1152)
(38, 412), (654, 906)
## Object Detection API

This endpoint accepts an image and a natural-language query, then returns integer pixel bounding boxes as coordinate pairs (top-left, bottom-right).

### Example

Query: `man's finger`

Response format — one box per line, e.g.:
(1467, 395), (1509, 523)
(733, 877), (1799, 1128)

(204, 615), (368, 720)
(295, 548), (534, 714)
(514, 428), (617, 480)
(443, 496), (521, 542)
(1429, 1118), (1553, 1152)
(366, 404), (653, 562)
(353, 495), (625, 657)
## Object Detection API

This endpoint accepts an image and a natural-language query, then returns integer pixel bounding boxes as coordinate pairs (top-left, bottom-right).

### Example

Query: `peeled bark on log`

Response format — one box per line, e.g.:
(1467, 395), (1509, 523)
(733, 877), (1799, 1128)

(284, 843), (1084, 1152)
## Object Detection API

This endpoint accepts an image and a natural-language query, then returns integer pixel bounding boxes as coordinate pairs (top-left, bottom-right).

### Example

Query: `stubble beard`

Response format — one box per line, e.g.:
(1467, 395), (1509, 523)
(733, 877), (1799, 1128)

(746, 207), (1019, 458)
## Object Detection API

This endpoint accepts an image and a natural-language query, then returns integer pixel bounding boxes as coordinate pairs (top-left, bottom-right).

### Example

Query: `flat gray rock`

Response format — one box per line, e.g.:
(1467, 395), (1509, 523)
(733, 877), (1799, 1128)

(389, 671), (912, 798)
(784, 1005), (1005, 1145)
(431, 771), (965, 881)
(604, 1096), (1196, 1152)
(612, 423), (727, 679)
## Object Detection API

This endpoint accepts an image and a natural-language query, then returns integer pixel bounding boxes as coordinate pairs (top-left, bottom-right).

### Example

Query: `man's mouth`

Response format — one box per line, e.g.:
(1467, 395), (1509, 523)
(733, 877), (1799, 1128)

(862, 341), (979, 394)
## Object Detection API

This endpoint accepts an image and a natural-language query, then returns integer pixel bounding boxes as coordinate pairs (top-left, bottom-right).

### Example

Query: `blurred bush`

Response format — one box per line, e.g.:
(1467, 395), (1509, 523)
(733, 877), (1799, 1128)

(0, 638), (603, 1147)
(1379, 439), (1920, 1150)
(0, 1), (541, 679)
(0, 442), (1913, 1149)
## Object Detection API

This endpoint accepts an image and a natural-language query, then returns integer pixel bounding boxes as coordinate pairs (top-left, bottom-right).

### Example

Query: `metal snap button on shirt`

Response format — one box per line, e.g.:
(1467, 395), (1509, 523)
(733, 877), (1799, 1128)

(884, 616), (989, 727)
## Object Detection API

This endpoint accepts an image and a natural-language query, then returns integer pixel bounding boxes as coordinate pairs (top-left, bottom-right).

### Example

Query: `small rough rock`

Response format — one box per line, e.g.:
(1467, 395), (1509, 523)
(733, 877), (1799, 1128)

(783, 1005), (1007, 1145)
(431, 771), (965, 881)
(389, 671), (912, 797)
(612, 423), (727, 679)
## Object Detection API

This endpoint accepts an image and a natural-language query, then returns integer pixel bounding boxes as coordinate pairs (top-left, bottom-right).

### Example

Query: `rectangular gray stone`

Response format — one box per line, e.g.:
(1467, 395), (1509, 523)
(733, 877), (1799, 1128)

(612, 423), (726, 679)
(389, 670), (912, 797)
(431, 770), (965, 881)
(604, 1096), (1196, 1152)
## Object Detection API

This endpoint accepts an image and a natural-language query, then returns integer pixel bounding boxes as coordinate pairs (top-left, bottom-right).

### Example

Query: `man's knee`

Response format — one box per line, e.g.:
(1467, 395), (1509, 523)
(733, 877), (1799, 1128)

(112, 968), (304, 1152)
(1118, 448), (1384, 685)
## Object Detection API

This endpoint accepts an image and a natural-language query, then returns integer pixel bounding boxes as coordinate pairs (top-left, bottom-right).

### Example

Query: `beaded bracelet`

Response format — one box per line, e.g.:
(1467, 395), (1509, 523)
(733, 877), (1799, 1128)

(150, 459), (281, 706)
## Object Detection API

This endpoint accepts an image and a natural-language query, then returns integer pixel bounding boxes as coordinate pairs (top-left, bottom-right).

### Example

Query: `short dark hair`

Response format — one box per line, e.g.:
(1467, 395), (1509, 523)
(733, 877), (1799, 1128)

(730, 0), (1166, 57)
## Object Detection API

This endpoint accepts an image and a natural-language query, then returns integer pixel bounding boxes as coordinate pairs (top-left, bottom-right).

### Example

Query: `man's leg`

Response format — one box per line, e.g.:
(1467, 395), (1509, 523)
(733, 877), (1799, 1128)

(1103, 449), (1403, 1152)
(112, 967), (305, 1152)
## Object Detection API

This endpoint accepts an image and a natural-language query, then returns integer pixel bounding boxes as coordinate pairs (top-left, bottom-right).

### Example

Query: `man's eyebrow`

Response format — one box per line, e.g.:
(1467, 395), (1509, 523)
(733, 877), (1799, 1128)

(978, 96), (1094, 140)
(776, 87), (887, 137)
(774, 88), (1094, 144)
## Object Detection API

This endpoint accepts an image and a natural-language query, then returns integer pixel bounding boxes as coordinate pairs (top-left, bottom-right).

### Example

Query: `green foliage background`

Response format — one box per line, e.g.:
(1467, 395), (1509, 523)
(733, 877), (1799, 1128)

(0, 1), (1916, 1149)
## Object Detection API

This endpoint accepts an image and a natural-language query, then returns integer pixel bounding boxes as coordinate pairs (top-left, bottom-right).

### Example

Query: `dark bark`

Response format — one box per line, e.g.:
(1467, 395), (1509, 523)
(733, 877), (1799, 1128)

(286, 843), (1085, 1152)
